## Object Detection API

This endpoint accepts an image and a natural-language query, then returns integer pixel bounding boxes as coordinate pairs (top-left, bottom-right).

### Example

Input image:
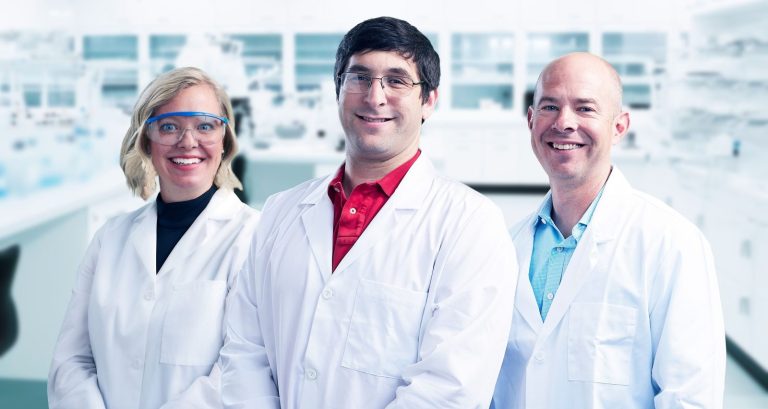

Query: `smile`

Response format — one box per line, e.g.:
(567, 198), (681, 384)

(357, 115), (393, 123)
(549, 142), (583, 150)
(170, 157), (202, 165)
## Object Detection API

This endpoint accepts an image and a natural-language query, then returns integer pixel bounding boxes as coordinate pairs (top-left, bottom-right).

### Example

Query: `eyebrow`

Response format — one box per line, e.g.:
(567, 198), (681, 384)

(345, 64), (414, 78)
(537, 96), (599, 106)
(574, 98), (598, 105)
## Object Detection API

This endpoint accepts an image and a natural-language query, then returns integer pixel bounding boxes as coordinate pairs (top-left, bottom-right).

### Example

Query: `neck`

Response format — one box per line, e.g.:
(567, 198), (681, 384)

(549, 167), (611, 237)
(342, 146), (418, 196)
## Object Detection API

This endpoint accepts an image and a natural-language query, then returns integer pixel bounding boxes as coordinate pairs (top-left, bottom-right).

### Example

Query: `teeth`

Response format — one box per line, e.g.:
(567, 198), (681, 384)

(552, 143), (581, 150)
(171, 158), (202, 165)
(362, 116), (389, 122)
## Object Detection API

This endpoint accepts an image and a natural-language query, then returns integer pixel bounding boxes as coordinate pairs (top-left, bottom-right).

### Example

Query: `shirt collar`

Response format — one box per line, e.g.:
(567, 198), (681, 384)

(327, 150), (421, 200)
(537, 183), (606, 243)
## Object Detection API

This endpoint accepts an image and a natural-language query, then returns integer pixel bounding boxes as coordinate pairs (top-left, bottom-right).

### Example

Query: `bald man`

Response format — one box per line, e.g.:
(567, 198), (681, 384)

(491, 53), (725, 408)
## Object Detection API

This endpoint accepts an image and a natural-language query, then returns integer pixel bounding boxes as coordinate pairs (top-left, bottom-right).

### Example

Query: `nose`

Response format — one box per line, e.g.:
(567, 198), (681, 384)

(364, 78), (387, 106)
(176, 128), (199, 148)
(552, 107), (577, 133)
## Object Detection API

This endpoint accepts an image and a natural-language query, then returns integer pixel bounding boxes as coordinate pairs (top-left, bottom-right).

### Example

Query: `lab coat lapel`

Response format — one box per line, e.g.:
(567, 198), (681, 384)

(157, 189), (238, 276)
(300, 175), (336, 284)
(512, 214), (544, 333)
(130, 203), (158, 277)
(333, 156), (432, 274)
(537, 170), (625, 339)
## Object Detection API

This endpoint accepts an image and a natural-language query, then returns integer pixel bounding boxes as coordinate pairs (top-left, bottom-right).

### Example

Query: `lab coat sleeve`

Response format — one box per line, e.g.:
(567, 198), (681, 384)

(387, 201), (518, 409)
(219, 232), (280, 409)
(47, 227), (107, 409)
(650, 225), (726, 408)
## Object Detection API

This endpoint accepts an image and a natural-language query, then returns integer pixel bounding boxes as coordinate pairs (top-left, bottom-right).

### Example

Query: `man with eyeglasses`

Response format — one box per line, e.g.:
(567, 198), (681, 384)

(221, 16), (517, 408)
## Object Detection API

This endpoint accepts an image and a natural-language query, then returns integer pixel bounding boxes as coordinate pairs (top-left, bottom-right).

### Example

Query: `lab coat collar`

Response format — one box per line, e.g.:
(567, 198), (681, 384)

(299, 155), (435, 281)
(529, 167), (628, 340)
(333, 155), (433, 274)
(510, 211), (545, 334)
(130, 202), (158, 278)
(130, 189), (241, 278)
(298, 172), (337, 282)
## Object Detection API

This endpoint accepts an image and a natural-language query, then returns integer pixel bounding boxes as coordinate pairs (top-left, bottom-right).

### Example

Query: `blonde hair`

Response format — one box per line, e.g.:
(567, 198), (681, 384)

(120, 66), (243, 200)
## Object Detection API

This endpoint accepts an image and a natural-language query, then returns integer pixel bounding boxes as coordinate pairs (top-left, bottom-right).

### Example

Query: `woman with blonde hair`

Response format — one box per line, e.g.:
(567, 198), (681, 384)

(48, 66), (259, 409)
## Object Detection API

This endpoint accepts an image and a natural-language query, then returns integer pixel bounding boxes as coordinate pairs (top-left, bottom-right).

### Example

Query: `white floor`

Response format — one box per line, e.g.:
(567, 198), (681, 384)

(725, 356), (768, 409)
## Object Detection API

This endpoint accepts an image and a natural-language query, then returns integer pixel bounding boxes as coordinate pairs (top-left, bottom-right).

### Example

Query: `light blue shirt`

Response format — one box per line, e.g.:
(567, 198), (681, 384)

(529, 187), (605, 320)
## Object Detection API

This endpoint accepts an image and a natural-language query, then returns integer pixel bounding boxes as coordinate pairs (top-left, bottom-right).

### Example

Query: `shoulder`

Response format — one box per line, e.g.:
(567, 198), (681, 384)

(255, 176), (329, 239)
(99, 200), (153, 233)
(428, 173), (500, 214)
(263, 176), (327, 211)
(604, 180), (708, 252)
(215, 189), (261, 221)
(627, 188), (701, 236)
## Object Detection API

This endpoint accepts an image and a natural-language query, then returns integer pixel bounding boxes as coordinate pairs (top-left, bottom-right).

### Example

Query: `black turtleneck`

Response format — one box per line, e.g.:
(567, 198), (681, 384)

(155, 185), (217, 273)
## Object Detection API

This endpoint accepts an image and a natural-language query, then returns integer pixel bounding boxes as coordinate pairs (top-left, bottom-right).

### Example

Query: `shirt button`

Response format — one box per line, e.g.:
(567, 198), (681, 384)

(349, 207), (357, 215)
(143, 290), (154, 301)
(541, 218), (547, 224)
(334, 187), (340, 192)
(555, 247), (563, 253)
(534, 352), (545, 362)
(321, 288), (333, 300)
(546, 292), (554, 300)
(306, 368), (318, 380)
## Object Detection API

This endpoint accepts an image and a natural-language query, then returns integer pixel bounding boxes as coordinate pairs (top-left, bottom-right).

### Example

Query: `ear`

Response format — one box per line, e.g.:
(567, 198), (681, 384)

(527, 106), (534, 130)
(421, 87), (439, 122)
(612, 111), (630, 144)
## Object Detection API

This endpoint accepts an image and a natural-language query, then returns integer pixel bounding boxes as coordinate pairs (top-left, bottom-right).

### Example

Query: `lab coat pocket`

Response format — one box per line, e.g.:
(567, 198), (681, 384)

(342, 279), (428, 378)
(568, 303), (637, 385)
(160, 280), (227, 366)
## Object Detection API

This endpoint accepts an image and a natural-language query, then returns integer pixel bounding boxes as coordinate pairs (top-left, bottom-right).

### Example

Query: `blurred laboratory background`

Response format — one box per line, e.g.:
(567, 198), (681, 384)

(1, 0), (767, 407)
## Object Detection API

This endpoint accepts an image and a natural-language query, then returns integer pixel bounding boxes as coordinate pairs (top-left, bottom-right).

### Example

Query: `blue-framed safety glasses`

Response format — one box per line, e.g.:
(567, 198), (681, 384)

(144, 111), (229, 146)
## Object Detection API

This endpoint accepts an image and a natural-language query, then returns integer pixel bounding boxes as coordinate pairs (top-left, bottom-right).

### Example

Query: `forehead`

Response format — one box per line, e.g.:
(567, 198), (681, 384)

(537, 62), (616, 106)
(155, 84), (220, 115)
(346, 50), (418, 77)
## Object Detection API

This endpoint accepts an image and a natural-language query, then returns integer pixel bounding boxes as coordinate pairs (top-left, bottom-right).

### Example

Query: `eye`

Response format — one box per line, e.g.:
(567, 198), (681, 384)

(540, 105), (559, 111)
(577, 106), (596, 112)
(197, 122), (216, 132)
(386, 76), (409, 89)
(347, 73), (369, 83)
(158, 122), (178, 133)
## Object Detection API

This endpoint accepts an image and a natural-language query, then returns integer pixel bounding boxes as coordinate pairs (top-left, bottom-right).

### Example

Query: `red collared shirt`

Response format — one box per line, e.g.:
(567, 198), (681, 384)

(327, 150), (421, 271)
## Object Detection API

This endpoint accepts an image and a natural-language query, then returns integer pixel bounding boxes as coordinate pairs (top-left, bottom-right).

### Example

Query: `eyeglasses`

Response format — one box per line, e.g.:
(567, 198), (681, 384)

(338, 72), (424, 97)
(144, 111), (229, 146)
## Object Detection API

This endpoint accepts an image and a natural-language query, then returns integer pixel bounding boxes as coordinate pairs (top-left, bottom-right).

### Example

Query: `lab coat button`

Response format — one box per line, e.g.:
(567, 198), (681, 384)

(321, 288), (333, 300)
(132, 359), (142, 369)
(306, 368), (317, 380)
(534, 352), (545, 362)
(143, 290), (154, 301)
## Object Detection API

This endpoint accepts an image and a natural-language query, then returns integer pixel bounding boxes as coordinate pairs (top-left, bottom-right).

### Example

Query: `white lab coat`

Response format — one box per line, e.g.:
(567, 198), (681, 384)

(221, 155), (517, 409)
(48, 189), (260, 409)
(492, 168), (725, 409)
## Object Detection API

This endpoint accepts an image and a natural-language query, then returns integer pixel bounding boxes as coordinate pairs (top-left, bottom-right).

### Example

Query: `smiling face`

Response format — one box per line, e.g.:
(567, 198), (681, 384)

(528, 53), (630, 191)
(338, 50), (437, 168)
(149, 84), (224, 202)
